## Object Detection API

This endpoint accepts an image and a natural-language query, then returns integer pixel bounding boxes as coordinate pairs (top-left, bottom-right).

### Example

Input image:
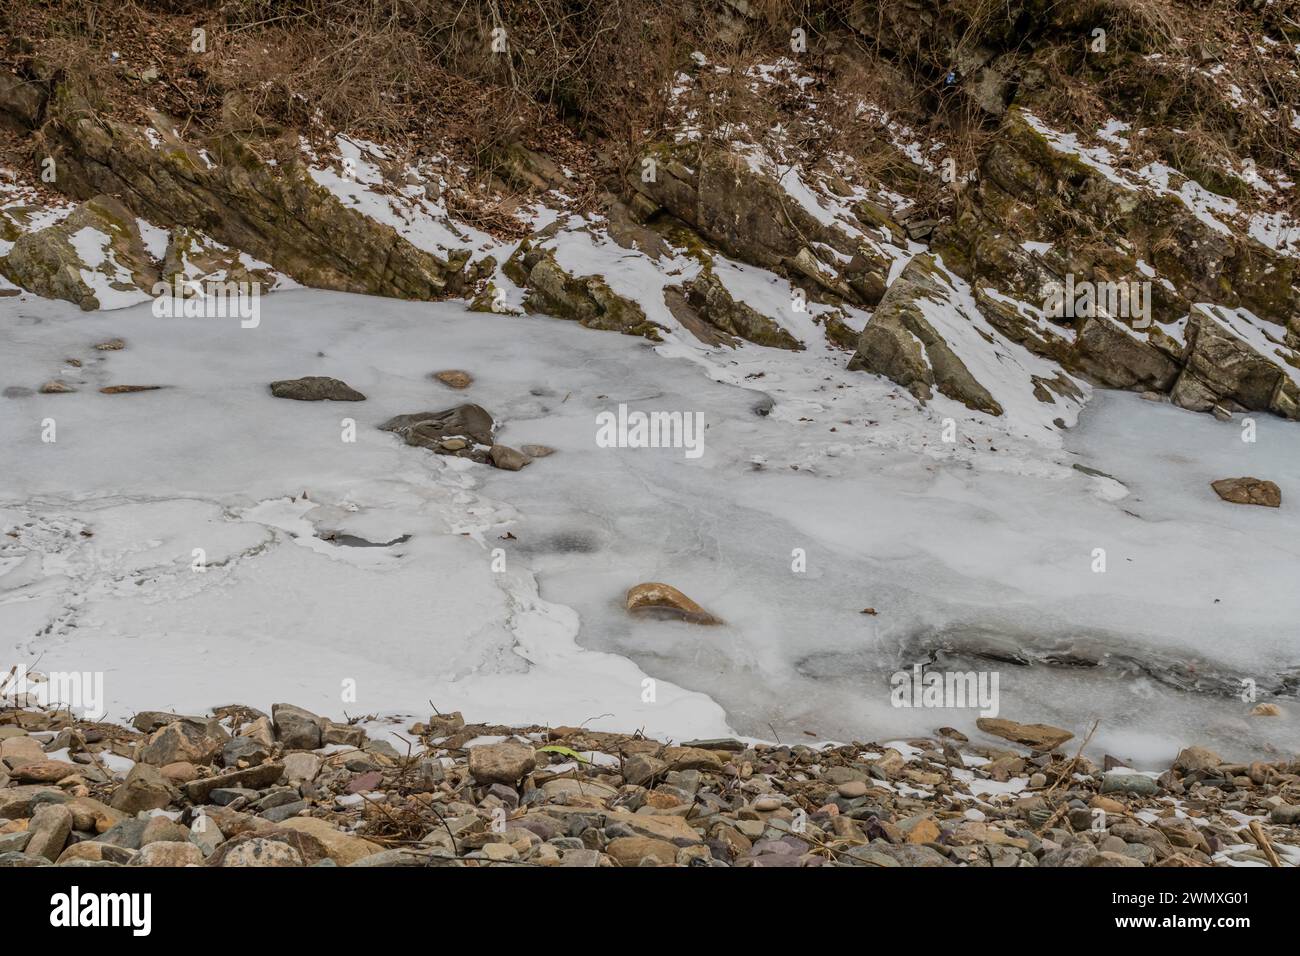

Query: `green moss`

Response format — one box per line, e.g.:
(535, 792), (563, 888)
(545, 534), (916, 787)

(650, 217), (715, 268)
(519, 251), (661, 339)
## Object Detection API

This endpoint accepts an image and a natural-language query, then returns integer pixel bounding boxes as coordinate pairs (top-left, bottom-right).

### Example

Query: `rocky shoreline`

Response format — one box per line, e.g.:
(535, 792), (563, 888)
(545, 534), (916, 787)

(2, 700), (1296, 867)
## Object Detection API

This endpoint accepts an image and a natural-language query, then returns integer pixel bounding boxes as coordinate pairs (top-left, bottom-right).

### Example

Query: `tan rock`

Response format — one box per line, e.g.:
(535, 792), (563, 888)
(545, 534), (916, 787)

(140, 816), (192, 846)
(25, 803), (72, 861)
(281, 752), (322, 785)
(55, 841), (137, 865)
(0, 785), (62, 819)
(540, 777), (619, 803)
(488, 444), (532, 471)
(903, 816), (941, 844)
(1211, 477), (1281, 508)
(1090, 850), (1145, 867)
(0, 736), (46, 762)
(976, 717), (1074, 751)
(481, 842), (519, 862)
(604, 809), (702, 844)
(239, 716), (275, 748)
(643, 790), (683, 809)
(110, 762), (178, 814)
(625, 582), (722, 625)
(1173, 746), (1222, 773)
(160, 761), (198, 784)
(607, 836), (678, 866)
(660, 746), (724, 772)
(467, 739), (536, 784)
(10, 759), (81, 784)
(63, 796), (123, 834)
(433, 369), (473, 389)
(277, 816), (384, 865)
(137, 718), (229, 766)
(1089, 795), (1127, 815)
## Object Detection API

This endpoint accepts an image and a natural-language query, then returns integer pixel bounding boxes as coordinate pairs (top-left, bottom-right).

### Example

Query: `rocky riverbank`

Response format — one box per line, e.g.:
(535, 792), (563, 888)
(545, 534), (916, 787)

(2, 700), (1296, 867)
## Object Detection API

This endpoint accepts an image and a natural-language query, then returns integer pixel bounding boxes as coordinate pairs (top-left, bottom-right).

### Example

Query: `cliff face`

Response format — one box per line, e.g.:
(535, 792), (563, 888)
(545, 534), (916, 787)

(2, 0), (1298, 425)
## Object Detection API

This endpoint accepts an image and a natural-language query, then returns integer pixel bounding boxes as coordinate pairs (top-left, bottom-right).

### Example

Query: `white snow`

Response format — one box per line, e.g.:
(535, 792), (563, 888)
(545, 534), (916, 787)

(1023, 113), (1300, 255)
(1195, 303), (1300, 388)
(305, 135), (511, 266)
(3, 288), (1297, 765)
(67, 226), (153, 310)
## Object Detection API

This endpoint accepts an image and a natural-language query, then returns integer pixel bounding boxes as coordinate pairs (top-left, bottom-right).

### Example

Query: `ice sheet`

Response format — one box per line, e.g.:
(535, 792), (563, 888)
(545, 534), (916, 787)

(2, 288), (1296, 764)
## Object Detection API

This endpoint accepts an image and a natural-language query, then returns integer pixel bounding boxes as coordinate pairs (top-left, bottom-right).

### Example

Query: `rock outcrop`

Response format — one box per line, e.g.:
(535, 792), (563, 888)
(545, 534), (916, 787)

(1, 194), (157, 310)
(506, 243), (662, 338)
(628, 142), (896, 308)
(1170, 306), (1300, 420)
(3, 77), (475, 300)
(849, 255), (1002, 416)
(679, 270), (803, 350)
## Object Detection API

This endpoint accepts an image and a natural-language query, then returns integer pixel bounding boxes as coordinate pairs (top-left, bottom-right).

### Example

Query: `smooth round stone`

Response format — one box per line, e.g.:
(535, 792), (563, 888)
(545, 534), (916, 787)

(837, 781), (868, 798)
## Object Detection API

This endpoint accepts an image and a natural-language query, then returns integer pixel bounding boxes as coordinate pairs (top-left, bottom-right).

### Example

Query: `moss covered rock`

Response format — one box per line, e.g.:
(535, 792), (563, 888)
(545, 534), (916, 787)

(1170, 306), (1300, 420)
(510, 245), (663, 340)
(629, 143), (894, 308)
(31, 82), (466, 301)
(1, 194), (158, 310)
(682, 270), (803, 350)
(848, 254), (1003, 416)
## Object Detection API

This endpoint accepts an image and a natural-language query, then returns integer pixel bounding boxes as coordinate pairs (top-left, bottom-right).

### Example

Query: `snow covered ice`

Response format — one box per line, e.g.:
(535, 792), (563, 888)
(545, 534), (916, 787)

(2, 287), (1296, 766)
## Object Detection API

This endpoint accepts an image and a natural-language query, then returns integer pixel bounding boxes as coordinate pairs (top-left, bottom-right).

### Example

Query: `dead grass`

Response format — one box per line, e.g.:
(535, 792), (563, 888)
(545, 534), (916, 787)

(2, 0), (1295, 221)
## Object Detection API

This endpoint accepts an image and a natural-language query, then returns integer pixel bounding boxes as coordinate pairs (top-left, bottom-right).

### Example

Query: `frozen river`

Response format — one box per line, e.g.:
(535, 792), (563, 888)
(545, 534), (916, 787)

(2, 289), (1296, 765)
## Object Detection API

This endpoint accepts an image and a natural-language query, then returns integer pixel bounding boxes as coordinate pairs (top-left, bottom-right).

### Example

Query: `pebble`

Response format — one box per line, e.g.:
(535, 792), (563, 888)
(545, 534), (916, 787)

(2, 697), (1295, 870)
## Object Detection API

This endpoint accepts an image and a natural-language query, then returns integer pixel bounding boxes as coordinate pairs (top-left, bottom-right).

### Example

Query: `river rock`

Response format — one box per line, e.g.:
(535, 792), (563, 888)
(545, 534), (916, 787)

(433, 369), (473, 389)
(55, 841), (137, 865)
(181, 762), (285, 803)
(1101, 771), (1160, 796)
(489, 444), (531, 470)
(468, 739), (536, 784)
(272, 703), (323, 750)
(1211, 477), (1281, 507)
(109, 763), (178, 814)
(220, 837), (306, 867)
(380, 404), (496, 458)
(1173, 746), (1222, 774)
(132, 841), (205, 866)
(24, 803), (72, 861)
(138, 718), (230, 766)
(9, 759), (80, 784)
(269, 376), (366, 401)
(625, 582), (722, 625)
(278, 816), (384, 865)
(975, 717), (1073, 751)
